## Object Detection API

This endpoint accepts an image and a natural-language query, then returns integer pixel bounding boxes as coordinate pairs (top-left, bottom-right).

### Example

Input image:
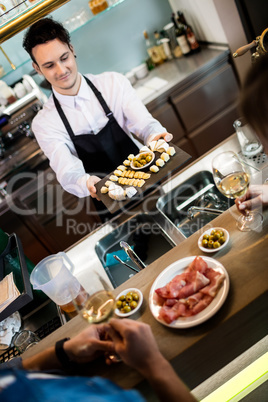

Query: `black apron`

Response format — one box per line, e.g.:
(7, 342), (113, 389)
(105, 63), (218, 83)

(53, 76), (139, 177)
(53, 76), (139, 220)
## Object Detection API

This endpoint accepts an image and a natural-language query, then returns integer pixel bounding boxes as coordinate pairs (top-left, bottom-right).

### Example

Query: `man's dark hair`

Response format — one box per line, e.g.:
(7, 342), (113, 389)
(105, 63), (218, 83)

(240, 54), (268, 139)
(23, 17), (71, 64)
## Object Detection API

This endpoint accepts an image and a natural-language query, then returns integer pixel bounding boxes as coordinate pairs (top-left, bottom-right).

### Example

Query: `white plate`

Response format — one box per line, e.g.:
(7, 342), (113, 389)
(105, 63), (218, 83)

(115, 288), (143, 317)
(130, 151), (155, 170)
(149, 256), (229, 328)
(198, 227), (229, 253)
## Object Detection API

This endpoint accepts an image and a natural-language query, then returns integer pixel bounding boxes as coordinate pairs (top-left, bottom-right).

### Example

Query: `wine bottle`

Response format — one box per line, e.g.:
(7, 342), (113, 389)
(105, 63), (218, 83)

(177, 11), (200, 53)
(171, 13), (191, 56)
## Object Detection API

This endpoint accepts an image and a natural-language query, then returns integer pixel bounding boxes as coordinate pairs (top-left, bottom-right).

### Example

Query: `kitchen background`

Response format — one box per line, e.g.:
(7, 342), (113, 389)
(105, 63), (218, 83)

(0, 0), (258, 87)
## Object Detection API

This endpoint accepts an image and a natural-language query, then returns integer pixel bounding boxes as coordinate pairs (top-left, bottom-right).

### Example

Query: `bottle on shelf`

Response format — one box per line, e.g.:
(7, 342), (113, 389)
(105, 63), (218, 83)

(143, 30), (163, 66)
(171, 13), (191, 57)
(177, 11), (200, 53)
(162, 23), (183, 59)
(154, 31), (167, 62)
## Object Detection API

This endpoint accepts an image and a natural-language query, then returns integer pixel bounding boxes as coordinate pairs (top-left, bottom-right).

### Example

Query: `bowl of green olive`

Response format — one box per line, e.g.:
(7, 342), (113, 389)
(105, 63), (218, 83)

(115, 288), (143, 317)
(198, 227), (229, 253)
(130, 151), (155, 170)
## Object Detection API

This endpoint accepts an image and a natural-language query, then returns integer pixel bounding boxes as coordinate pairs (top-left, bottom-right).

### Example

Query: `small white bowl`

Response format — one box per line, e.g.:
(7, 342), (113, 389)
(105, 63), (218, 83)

(115, 288), (143, 317)
(130, 151), (155, 170)
(132, 63), (148, 80)
(198, 227), (229, 253)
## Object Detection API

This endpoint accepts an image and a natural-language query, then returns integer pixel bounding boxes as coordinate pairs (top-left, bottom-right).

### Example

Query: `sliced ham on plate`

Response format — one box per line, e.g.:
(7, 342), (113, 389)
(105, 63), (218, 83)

(155, 256), (225, 324)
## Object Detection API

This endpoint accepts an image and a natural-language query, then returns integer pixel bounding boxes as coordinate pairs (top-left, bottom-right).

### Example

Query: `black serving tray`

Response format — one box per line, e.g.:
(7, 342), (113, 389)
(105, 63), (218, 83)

(0, 234), (33, 322)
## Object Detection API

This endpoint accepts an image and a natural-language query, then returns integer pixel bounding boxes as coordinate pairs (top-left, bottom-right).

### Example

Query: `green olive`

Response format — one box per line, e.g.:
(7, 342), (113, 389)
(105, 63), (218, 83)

(130, 301), (138, 310)
(119, 295), (125, 301)
(123, 305), (131, 313)
(203, 234), (209, 241)
(210, 230), (215, 235)
(219, 236), (225, 245)
(125, 295), (133, 303)
(213, 241), (221, 249)
(132, 293), (139, 302)
(213, 232), (221, 241)
(122, 301), (127, 307)
(208, 240), (214, 249)
(116, 300), (122, 309)
(202, 239), (208, 248)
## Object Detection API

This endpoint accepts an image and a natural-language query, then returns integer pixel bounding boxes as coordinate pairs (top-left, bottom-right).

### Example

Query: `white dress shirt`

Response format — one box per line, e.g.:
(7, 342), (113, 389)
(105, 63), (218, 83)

(32, 72), (166, 197)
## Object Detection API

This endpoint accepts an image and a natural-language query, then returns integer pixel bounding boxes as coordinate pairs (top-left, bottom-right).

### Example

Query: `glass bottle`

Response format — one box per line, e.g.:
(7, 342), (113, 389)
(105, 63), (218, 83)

(143, 30), (163, 66)
(154, 31), (167, 62)
(177, 11), (200, 53)
(171, 13), (191, 56)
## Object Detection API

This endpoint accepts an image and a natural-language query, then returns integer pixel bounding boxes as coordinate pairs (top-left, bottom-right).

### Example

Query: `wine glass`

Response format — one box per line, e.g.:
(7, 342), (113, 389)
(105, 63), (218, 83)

(70, 273), (115, 324)
(212, 151), (263, 231)
(69, 272), (120, 362)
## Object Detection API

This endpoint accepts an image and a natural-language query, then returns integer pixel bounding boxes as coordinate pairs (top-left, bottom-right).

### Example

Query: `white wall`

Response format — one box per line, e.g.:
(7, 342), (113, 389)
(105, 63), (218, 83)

(168, 0), (227, 43)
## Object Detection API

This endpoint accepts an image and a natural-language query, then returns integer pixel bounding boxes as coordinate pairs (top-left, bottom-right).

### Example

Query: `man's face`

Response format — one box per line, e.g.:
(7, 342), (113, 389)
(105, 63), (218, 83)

(32, 38), (80, 95)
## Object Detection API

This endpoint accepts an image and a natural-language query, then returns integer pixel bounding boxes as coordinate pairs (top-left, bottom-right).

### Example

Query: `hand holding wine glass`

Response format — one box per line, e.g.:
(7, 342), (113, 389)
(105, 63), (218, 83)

(212, 151), (263, 231)
(69, 272), (121, 363)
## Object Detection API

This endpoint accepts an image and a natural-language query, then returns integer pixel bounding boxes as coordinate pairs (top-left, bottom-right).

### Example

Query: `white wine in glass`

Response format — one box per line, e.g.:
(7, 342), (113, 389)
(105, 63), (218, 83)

(70, 275), (115, 324)
(212, 151), (263, 231)
(69, 273), (119, 362)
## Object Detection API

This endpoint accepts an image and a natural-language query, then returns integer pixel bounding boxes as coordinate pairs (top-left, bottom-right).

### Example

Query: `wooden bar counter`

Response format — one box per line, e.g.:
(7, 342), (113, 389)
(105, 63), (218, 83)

(23, 200), (268, 395)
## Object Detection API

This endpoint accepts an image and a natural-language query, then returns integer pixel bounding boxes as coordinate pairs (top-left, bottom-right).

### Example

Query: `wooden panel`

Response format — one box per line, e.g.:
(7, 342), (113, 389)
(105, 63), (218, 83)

(149, 102), (185, 142)
(171, 64), (239, 132)
(189, 103), (239, 157)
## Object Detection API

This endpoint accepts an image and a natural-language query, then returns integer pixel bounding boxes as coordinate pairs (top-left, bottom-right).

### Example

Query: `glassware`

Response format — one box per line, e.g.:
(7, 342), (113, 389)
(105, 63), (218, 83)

(70, 273), (119, 362)
(233, 117), (263, 157)
(30, 252), (82, 317)
(13, 330), (40, 354)
(70, 273), (115, 324)
(212, 151), (263, 231)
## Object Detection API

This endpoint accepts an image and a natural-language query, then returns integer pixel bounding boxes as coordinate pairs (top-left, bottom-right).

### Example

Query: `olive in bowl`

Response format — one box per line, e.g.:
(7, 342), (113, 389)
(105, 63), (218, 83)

(115, 288), (143, 317)
(130, 151), (155, 170)
(198, 227), (229, 253)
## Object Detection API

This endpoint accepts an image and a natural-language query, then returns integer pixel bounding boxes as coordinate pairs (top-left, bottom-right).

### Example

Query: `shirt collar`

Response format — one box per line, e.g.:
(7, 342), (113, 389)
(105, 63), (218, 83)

(52, 74), (91, 108)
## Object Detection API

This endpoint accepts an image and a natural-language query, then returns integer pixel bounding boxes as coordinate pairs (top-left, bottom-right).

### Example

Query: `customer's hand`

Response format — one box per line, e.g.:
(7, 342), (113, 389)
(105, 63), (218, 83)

(107, 319), (164, 376)
(235, 184), (268, 215)
(87, 175), (101, 200)
(64, 323), (115, 364)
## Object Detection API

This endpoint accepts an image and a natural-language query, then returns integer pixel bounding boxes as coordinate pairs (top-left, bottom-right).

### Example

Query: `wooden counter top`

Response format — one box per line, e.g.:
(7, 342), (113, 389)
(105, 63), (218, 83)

(23, 204), (268, 392)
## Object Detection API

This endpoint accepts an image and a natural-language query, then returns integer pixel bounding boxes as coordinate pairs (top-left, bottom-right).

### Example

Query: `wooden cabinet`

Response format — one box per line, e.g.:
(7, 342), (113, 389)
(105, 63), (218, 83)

(146, 50), (239, 163)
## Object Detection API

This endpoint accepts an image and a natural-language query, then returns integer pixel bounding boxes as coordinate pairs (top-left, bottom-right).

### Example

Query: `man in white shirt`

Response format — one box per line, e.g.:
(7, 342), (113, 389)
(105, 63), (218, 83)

(22, 18), (172, 205)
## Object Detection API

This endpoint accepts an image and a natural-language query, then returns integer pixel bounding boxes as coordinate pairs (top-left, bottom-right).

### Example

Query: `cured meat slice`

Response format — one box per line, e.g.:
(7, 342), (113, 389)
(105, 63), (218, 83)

(200, 268), (225, 297)
(159, 301), (187, 324)
(192, 294), (213, 315)
(186, 256), (208, 274)
(155, 270), (209, 300)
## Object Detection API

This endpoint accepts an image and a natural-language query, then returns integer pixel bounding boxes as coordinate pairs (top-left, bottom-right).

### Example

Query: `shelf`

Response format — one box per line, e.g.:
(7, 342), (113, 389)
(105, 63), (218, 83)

(0, 0), (126, 80)
(0, 0), (71, 44)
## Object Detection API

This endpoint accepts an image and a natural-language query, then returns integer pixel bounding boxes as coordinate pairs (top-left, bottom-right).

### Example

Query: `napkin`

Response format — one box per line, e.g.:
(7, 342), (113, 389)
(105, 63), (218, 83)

(0, 272), (20, 313)
(0, 311), (21, 350)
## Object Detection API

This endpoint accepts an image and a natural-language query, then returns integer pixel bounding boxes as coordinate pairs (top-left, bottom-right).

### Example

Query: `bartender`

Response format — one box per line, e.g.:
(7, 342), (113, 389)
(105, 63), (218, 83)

(22, 18), (172, 208)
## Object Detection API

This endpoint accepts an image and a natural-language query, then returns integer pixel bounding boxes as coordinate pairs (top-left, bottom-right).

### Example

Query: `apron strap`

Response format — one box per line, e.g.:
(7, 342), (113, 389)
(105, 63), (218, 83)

(52, 92), (76, 139)
(83, 75), (113, 118)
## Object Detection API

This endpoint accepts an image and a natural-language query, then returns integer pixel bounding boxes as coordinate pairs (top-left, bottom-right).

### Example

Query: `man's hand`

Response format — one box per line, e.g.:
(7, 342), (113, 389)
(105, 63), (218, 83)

(64, 324), (115, 364)
(235, 184), (268, 215)
(107, 319), (164, 375)
(87, 175), (101, 200)
(148, 132), (173, 144)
